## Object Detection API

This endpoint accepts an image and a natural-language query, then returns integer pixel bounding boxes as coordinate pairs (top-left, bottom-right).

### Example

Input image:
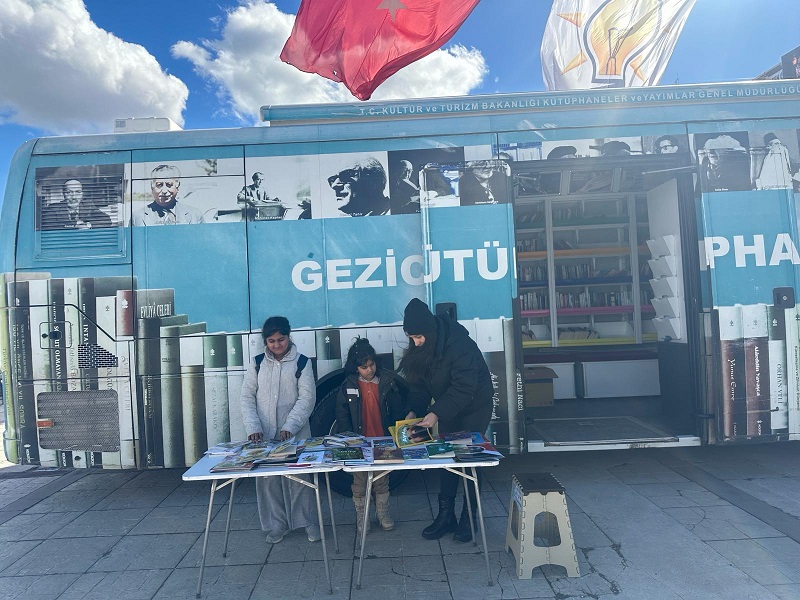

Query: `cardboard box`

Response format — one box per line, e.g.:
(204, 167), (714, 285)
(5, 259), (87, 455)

(524, 367), (558, 407)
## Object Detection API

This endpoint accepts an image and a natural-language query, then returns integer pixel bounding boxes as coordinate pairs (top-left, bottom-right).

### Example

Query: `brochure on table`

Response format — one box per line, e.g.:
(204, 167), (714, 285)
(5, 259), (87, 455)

(204, 431), (503, 473)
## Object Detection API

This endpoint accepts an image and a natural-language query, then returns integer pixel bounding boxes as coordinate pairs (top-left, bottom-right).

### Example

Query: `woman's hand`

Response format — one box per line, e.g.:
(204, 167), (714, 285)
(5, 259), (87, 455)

(279, 430), (293, 441)
(248, 432), (263, 443)
(416, 412), (438, 428)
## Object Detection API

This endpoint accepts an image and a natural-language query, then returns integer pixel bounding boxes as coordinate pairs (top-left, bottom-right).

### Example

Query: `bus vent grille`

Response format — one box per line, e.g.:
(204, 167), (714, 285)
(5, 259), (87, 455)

(36, 390), (120, 451)
(79, 343), (119, 368)
(36, 229), (126, 259)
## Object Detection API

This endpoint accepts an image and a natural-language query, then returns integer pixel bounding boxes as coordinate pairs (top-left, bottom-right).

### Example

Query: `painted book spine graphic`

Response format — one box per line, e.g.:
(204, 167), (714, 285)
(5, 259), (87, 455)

(767, 305), (789, 433)
(8, 280), (38, 464)
(136, 316), (163, 467)
(785, 306), (800, 435)
(483, 350), (510, 449)
(160, 319), (204, 468)
(97, 276), (137, 469)
(63, 278), (81, 393)
(180, 335), (206, 465)
(0, 274), (17, 463)
(226, 333), (247, 443)
(503, 317), (525, 454)
(741, 304), (770, 437)
(29, 279), (55, 467)
(315, 328), (342, 380)
(203, 333), (230, 448)
(77, 277), (97, 391)
(49, 279), (94, 465)
(718, 305), (745, 438)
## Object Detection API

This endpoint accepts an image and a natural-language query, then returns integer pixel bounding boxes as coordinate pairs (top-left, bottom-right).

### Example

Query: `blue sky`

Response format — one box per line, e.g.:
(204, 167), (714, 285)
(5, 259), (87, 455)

(1, 0), (797, 204)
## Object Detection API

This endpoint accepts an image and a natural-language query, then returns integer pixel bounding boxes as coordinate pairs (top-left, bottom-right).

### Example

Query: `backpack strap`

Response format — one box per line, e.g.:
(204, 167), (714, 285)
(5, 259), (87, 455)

(295, 354), (308, 379)
(255, 352), (308, 378)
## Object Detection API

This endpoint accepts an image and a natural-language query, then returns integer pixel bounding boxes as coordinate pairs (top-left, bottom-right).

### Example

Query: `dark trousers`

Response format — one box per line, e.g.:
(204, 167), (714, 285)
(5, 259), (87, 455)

(438, 403), (491, 498)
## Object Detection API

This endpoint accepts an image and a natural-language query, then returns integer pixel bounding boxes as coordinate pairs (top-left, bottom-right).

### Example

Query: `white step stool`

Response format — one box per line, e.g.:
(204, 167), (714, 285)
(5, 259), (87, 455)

(505, 472), (580, 579)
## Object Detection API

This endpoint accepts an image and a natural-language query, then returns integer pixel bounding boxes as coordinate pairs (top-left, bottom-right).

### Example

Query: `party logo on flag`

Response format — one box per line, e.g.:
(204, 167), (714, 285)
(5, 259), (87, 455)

(541, 0), (696, 91)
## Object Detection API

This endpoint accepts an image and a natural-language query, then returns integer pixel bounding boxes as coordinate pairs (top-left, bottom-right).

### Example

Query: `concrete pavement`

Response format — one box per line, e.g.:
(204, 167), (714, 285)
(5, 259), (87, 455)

(2, 441), (800, 598)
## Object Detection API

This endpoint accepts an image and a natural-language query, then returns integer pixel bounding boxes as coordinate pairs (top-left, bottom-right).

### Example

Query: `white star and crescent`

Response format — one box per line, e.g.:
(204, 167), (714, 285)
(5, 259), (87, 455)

(377, 0), (408, 21)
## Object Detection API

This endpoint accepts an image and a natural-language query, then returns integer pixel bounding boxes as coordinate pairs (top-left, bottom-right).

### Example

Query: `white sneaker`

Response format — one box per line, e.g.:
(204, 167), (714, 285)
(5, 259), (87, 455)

(306, 525), (321, 542)
(266, 529), (288, 544)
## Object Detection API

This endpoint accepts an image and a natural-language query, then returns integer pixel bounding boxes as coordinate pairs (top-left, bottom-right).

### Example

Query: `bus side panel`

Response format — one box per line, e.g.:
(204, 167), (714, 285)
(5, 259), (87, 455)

(701, 185), (799, 443)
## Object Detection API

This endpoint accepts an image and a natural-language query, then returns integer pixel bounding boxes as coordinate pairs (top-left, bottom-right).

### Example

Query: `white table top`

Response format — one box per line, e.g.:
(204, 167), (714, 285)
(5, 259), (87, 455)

(341, 458), (500, 473)
(182, 454), (341, 482)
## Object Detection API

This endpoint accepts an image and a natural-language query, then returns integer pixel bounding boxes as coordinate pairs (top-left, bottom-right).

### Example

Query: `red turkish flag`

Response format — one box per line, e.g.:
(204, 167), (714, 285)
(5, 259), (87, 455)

(280, 0), (480, 101)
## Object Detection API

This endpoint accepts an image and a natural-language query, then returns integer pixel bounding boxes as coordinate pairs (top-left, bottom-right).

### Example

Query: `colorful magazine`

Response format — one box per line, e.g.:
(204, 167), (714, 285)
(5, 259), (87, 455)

(391, 418), (434, 448)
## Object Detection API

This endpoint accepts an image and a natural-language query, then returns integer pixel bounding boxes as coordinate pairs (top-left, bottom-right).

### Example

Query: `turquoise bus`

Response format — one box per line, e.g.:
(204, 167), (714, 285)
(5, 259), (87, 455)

(2, 79), (800, 470)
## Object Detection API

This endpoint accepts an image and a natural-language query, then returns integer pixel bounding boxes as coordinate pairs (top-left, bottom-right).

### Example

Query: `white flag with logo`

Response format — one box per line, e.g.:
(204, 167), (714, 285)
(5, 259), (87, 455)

(541, 0), (696, 90)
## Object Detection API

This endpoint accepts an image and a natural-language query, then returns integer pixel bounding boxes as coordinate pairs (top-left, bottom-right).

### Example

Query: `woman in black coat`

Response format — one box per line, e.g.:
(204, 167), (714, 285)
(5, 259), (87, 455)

(400, 298), (493, 542)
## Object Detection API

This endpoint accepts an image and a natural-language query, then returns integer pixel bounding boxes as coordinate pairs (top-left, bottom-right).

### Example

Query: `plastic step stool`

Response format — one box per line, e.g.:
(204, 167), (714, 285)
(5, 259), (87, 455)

(505, 472), (580, 579)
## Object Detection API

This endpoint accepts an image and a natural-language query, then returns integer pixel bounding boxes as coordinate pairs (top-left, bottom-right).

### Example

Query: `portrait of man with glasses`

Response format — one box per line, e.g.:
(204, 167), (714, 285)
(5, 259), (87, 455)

(325, 155), (391, 217)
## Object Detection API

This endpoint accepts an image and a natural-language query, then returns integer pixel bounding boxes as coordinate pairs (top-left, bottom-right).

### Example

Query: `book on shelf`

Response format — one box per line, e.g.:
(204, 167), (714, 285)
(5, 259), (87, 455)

(28, 279), (53, 466)
(203, 333), (231, 448)
(160, 319), (204, 468)
(180, 333), (207, 465)
(8, 278), (40, 464)
(116, 288), (175, 337)
(718, 305), (745, 439)
(94, 276), (137, 469)
(226, 334), (248, 443)
(372, 446), (404, 463)
(741, 304), (771, 437)
(767, 305), (789, 433)
(391, 418), (434, 448)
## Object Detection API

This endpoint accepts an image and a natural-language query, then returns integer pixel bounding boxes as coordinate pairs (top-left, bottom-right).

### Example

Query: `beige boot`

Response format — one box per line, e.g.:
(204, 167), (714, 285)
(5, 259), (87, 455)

(353, 496), (370, 535)
(375, 492), (395, 531)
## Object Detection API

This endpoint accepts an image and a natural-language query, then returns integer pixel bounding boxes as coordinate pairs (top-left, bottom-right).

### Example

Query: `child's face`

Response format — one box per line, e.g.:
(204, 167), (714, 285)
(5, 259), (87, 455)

(357, 359), (377, 381)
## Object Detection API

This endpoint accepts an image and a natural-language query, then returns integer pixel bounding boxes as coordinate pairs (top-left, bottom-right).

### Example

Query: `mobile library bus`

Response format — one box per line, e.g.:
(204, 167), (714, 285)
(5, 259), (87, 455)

(2, 79), (800, 469)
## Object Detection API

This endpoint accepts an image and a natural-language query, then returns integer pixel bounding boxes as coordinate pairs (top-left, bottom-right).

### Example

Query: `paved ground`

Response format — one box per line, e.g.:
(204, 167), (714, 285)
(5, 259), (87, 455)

(3, 435), (800, 598)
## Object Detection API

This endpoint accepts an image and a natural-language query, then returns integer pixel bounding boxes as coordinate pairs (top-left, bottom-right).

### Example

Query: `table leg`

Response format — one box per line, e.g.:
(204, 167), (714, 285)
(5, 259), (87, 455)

(222, 479), (237, 557)
(325, 472), (339, 553)
(196, 479), (219, 598)
(313, 473), (333, 594)
(471, 467), (492, 586)
(355, 471), (374, 590)
(461, 469), (477, 546)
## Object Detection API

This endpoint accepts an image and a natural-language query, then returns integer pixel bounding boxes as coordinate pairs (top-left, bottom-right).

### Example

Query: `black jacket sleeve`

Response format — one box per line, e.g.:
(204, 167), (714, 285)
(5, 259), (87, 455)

(405, 381), (431, 418)
(429, 349), (481, 423)
(334, 385), (353, 433)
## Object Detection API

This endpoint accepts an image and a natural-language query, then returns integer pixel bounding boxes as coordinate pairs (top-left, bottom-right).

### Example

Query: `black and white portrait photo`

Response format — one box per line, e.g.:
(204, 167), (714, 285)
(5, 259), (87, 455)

(319, 152), (391, 218)
(36, 164), (125, 231)
(693, 132), (752, 192)
(748, 129), (799, 191)
(387, 147), (465, 214)
(458, 160), (511, 206)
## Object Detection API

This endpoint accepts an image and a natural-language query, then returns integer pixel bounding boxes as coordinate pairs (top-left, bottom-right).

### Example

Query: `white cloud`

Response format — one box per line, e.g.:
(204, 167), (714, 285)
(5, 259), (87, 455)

(0, 0), (188, 134)
(173, 1), (487, 123)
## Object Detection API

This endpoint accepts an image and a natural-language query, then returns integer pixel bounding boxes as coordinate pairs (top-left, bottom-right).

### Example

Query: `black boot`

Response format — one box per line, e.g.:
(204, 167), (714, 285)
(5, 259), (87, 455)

(453, 498), (478, 543)
(422, 494), (457, 539)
